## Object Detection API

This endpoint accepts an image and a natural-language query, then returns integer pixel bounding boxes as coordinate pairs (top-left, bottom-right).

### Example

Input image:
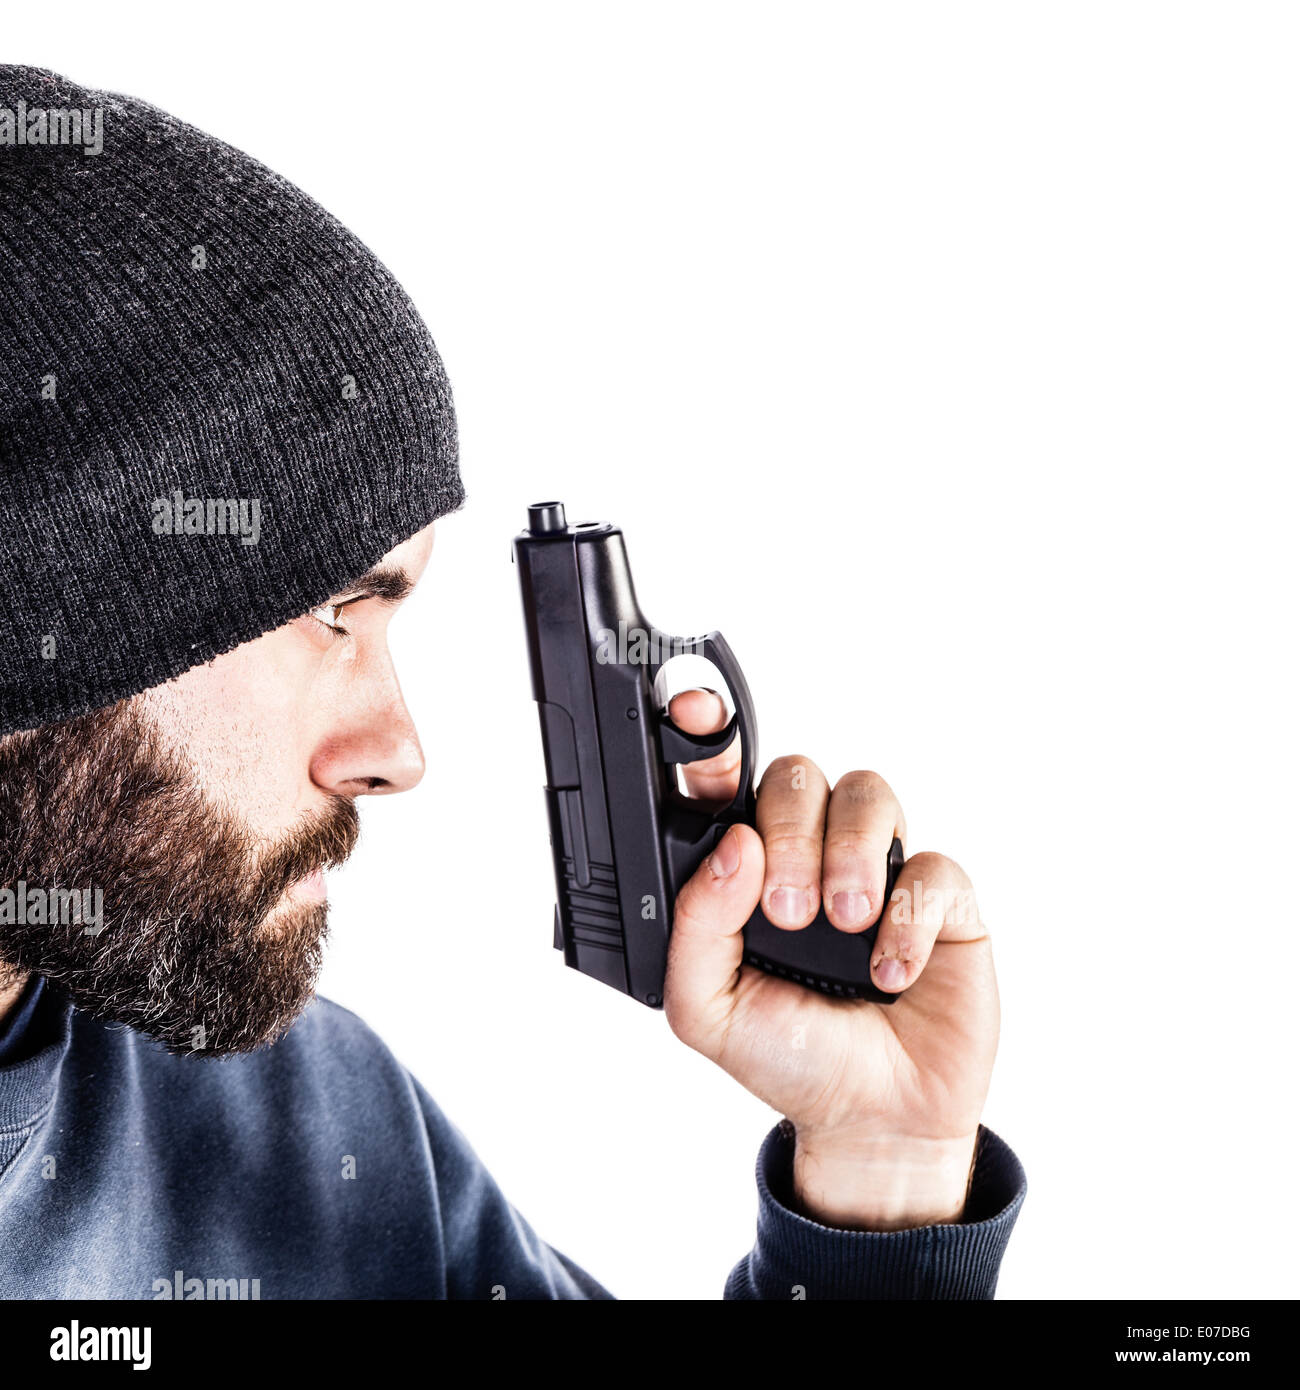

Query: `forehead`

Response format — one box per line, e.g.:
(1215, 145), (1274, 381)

(380, 522), (435, 578)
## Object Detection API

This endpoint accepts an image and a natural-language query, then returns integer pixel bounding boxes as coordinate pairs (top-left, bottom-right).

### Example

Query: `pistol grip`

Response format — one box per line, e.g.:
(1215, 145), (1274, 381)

(739, 837), (906, 1002)
(655, 643), (907, 1002)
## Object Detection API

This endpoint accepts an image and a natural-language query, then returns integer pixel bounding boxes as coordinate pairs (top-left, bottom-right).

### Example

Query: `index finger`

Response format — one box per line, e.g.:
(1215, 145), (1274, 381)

(666, 689), (741, 802)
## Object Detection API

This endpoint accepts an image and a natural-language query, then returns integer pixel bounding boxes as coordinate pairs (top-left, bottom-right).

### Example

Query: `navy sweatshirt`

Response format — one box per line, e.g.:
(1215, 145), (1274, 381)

(0, 976), (1026, 1299)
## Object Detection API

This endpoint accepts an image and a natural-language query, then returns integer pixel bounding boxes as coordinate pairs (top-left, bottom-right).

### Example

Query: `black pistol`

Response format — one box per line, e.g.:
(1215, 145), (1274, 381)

(513, 501), (903, 1008)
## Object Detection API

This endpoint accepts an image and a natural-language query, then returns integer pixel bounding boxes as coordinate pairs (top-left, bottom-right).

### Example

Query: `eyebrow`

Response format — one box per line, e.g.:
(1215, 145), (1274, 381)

(332, 564), (415, 606)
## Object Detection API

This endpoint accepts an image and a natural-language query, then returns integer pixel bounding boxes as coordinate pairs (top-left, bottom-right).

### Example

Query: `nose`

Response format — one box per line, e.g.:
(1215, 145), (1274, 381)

(308, 671), (426, 797)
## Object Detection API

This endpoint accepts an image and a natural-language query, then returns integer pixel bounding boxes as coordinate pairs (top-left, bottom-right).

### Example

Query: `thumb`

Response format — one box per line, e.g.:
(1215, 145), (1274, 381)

(664, 822), (765, 1053)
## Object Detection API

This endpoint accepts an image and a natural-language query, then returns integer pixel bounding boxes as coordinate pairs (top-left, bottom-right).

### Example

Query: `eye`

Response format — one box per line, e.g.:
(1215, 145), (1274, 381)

(309, 604), (351, 638)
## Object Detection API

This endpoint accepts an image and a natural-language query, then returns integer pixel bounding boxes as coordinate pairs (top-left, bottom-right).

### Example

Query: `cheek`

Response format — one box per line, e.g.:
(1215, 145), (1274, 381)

(141, 632), (317, 831)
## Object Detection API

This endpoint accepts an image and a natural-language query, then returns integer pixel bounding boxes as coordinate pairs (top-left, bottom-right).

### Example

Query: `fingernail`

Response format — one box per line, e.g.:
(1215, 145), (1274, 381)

(831, 890), (871, 927)
(768, 887), (813, 925)
(874, 957), (908, 991)
(708, 827), (740, 879)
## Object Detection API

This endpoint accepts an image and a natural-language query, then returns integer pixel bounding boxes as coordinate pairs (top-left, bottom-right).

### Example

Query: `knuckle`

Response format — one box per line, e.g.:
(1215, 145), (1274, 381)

(833, 768), (888, 802)
(830, 770), (906, 842)
(760, 754), (827, 792)
(822, 827), (872, 859)
(894, 851), (980, 931)
(906, 850), (970, 891)
(670, 885), (708, 934)
(761, 827), (823, 869)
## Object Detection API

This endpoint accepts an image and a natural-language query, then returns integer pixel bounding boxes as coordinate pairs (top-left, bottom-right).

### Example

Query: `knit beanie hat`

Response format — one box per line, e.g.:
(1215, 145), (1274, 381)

(0, 65), (464, 738)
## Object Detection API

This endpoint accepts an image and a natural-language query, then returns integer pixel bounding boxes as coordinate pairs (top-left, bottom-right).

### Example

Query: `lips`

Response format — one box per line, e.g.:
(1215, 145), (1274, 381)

(287, 867), (327, 903)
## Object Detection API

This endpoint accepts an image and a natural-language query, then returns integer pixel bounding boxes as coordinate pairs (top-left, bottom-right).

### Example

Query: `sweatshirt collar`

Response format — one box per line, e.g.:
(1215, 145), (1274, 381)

(0, 979), (73, 1133)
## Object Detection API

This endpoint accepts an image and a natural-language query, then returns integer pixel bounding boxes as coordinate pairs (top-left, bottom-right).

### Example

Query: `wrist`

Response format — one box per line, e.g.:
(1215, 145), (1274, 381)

(791, 1127), (980, 1232)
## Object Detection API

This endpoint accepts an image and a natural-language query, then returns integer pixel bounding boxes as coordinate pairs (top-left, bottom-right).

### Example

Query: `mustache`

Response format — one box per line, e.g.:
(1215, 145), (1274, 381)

(0, 698), (361, 1055)
(256, 797), (360, 903)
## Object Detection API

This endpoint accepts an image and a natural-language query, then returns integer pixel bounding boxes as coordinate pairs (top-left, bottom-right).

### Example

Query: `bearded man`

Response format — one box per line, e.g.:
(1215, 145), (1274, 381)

(0, 65), (1025, 1300)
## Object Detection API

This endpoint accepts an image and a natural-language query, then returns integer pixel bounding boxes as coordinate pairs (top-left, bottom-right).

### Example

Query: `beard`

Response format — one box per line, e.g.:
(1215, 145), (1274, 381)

(0, 699), (358, 1056)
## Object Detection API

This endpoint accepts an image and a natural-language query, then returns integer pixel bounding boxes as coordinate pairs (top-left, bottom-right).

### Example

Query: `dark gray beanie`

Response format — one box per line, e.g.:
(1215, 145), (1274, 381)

(0, 65), (464, 738)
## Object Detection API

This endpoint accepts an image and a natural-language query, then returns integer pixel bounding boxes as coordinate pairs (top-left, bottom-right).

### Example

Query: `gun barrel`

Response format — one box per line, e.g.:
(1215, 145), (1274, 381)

(514, 506), (673, 1004)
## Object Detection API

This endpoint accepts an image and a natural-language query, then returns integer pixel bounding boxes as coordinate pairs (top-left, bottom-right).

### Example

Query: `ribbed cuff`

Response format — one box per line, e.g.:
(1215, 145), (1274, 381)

(725, 1121), (1027, 1300)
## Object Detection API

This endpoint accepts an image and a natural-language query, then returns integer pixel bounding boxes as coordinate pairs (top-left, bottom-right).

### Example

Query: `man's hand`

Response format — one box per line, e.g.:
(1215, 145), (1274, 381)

(662, 690), (999, 1233)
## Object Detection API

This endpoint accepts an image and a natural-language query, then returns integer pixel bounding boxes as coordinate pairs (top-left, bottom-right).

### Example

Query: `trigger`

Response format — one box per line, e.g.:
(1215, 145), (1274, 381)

(659, 712), (739, 765)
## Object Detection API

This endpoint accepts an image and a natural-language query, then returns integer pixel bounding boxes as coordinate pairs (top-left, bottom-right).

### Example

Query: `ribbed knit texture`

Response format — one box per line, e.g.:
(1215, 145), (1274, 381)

(0, 65), (464, 736)
(725, 1119), (1027, 1299)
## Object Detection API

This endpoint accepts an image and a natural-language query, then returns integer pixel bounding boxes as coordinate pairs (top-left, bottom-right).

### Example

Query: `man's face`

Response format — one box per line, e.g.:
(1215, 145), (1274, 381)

(0, 524), (434, 1056)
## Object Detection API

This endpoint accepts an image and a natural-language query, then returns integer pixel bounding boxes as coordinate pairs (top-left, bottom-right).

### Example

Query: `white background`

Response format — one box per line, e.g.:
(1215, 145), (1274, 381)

(12, 2), (1297, 1299)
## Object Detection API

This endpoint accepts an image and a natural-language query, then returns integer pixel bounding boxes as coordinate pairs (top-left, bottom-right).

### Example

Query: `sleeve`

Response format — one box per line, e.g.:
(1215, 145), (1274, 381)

(725, 1121), (1027, 1300)
(410, 1075), (615, 1300)
(412, 1068), (1024, 1301)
